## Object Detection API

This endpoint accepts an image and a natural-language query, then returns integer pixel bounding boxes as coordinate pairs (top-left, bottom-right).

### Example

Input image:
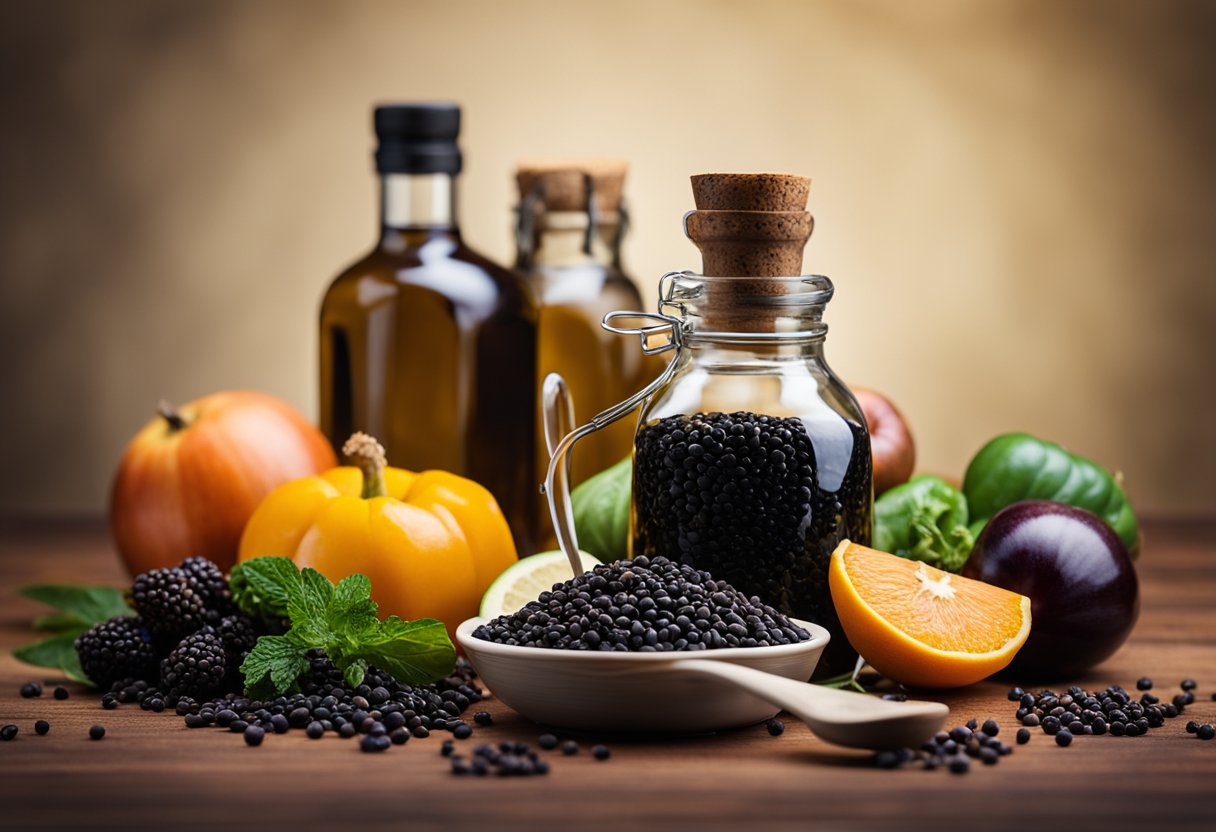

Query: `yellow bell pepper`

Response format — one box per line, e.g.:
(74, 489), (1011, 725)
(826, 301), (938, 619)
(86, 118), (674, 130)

(238, 432), (518, 636)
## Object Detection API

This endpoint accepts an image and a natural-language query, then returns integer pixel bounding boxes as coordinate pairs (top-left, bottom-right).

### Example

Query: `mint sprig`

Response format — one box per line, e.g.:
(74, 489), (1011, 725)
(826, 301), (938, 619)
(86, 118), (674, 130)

(234, 557), (455, 697)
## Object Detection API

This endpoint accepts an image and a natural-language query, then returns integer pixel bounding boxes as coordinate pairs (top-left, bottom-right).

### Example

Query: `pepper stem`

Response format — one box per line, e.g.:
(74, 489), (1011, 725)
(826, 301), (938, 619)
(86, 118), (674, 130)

(156, 400), (188, 433)
(342, 432), (389, 499)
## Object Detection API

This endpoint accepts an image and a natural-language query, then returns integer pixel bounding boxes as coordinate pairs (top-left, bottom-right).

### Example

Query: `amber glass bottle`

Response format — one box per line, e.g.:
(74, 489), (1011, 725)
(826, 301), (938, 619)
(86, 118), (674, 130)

(514, 162), (661, 542)
(320, 104), (537, 554)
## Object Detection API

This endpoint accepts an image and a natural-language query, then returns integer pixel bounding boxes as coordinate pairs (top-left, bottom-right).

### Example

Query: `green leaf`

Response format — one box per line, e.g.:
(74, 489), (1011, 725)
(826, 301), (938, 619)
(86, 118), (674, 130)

(19, 584), (133, 625)
(32, 612), (90, 632)
(328, 574), (379, 638)
(13, 631), (94, 686)
(341, 657), (368, 689)
(349, 618), (455, 686)
(572, 456), (632, 561)
(240, 634), (310, 699)
(229, 557), (301, 619)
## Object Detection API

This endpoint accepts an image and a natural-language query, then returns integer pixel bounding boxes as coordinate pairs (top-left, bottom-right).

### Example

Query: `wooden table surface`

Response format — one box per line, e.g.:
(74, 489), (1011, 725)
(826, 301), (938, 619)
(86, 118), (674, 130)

(1, 517), (1214, 832)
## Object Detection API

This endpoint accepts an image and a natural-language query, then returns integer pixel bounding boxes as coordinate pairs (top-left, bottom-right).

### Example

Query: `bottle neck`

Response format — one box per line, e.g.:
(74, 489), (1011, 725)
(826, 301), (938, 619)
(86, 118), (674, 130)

(381, 173), (457, 232)
(516, 210), (623, 270)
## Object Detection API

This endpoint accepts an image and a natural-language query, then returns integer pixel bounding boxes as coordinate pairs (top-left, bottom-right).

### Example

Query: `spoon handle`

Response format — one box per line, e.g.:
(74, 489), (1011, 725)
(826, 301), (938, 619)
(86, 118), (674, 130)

(669, 658), (949, 750)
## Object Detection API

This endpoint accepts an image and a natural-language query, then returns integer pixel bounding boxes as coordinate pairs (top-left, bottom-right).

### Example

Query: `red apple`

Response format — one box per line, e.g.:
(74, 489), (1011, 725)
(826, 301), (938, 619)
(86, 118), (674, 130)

(854, 387), (916, 496)
(110, 390), (336, 575)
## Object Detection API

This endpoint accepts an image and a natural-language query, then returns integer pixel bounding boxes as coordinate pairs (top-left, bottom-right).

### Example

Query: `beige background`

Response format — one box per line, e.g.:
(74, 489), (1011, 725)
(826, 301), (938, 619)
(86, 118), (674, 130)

(1, 0), (1213, 517)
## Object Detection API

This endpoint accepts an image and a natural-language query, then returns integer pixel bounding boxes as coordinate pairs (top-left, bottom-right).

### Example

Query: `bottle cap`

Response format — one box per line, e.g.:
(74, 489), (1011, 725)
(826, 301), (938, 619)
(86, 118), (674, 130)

(374, 103), (462, 175)
(516, 159), (628, 217)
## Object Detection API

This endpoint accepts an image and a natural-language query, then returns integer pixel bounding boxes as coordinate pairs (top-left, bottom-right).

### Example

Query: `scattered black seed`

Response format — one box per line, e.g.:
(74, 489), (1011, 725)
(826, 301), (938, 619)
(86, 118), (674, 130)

(767, 718), (785, 736)
(20, 682), (42, 698)
(244, 725), (265, 746)
(1186, 720), (1200, 733)
(306, 721), (325, 739)
(441, 739), (455, 757)
(950, 726), (972, 743)
(412, 726), (430, 739)
(473, 711), (492, 726)
(965, 718), (978, 731)
(34, 720), (50, 735)
(1197, 724), (1215, 741)
(474, 555), (810, 654)
(1055, 729), (1073, 747)
(2, 724), (18, 741)
(561, 740), (579, 755)
(1016, 728), (1030, 744)
(538, 733), (559, 750)
(1007, 687), (1024, 701)
(1136, 677), (1153, 691)
(948, 757), (969, 774)
(1180, 679), (1197, 691)
(361, 734), (391, 753)
(453, 723), (472, 740)
(982, 719), (1000, 737)
(593, 745), (611, 760)
(53, 687), (69, 701)
(390, 728), (409, 745)
(89, 725), (106, 740)
(229, 720), (248, 733)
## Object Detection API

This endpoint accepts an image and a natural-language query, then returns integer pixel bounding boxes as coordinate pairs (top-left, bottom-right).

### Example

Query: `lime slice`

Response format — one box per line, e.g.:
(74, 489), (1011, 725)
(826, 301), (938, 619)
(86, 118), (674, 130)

(479, 550), (602, 618)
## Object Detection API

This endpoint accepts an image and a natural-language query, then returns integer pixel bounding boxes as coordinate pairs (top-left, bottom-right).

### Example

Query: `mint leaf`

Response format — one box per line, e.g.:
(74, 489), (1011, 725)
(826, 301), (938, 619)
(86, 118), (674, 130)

(13, 631), (92, 685)
(241, 633), (311, 699)
(19, 584), (133, 626)
(230, 557), (301, 619)
(341, 657), (368, 689)
(349, 618), (455, 686)
(328, 574), (378, 638)
(236, 561), (456, 697)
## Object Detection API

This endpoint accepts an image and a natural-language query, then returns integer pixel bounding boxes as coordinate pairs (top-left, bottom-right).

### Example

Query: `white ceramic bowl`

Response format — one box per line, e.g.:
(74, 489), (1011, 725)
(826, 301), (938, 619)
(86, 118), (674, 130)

(456, 616), (829, 734)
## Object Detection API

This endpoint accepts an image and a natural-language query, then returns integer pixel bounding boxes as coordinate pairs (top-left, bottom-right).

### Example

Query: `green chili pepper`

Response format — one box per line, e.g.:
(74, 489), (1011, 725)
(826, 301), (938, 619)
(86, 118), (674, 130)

(962, 432), (1140, 557)
(873, 475), (974, 573)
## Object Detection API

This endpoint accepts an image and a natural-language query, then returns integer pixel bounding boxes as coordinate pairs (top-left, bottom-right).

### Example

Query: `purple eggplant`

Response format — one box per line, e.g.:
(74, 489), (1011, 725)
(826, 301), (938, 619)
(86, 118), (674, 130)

(962, 500), (1139, 679)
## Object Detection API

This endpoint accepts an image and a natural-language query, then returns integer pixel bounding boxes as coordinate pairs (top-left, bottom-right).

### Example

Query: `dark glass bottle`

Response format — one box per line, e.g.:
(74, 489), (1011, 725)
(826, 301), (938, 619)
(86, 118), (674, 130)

(319, 104), (537, 554)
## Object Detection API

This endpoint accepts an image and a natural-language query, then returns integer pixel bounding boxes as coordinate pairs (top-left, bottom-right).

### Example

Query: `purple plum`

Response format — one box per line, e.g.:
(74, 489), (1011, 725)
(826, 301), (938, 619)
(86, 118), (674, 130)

(963, 500), (1139, 679)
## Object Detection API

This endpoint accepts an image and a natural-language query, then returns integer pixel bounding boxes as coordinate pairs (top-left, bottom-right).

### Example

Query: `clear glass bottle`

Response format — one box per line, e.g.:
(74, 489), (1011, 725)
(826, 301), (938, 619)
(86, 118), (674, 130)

(319, 104), (537, 554)
(514, 164), (660, 508)
(629, 272), (872, 678)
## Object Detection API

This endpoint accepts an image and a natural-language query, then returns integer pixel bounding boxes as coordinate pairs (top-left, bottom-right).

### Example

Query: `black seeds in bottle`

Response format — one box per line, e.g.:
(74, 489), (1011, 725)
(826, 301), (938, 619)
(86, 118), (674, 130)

(632, 412), (871, 677)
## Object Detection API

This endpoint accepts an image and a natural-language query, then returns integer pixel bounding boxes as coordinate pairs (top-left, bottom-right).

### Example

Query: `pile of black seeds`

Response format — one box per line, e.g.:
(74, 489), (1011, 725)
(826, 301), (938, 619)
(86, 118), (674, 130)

(472, 555), (810, 651)
(96, 653), (487, 750)
(447, 737), (612, 777)
(632, 411), (871, 677)
(1010, 682), (1183, 739)
(871, 718), (1014, 774)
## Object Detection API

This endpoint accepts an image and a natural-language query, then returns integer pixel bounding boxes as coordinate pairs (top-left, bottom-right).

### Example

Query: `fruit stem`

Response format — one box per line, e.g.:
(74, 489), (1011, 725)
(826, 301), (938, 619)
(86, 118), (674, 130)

(156, 400), (188, 433)
(343, 432), (388, 499)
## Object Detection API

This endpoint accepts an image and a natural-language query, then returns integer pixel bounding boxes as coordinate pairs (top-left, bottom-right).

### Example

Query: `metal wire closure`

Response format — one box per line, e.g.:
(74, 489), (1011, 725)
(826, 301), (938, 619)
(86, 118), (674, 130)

(541, 273), (689, 576)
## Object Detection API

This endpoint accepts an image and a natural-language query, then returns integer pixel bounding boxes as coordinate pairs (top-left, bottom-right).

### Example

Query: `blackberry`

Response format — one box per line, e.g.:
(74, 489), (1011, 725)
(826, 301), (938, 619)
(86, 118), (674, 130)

(179, 556), (234, 615)
(160, 630), (227, 702)
(472, 556), (809, 651)
(131, 566), (208, 643)
(74, 616), (158, 688)
(215, 614), (258, 665)
(632, 411), (870, 677)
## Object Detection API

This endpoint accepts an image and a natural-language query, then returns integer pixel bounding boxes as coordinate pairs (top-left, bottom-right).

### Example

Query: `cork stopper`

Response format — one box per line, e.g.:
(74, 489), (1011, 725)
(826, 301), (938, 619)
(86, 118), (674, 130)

(684, 173), (815, 330)
(516, 159), (627, 217)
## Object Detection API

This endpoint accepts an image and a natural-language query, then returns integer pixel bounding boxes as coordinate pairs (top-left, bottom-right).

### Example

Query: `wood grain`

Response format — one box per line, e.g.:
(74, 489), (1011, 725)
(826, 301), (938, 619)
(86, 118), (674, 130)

(1, 518), (1214, 832)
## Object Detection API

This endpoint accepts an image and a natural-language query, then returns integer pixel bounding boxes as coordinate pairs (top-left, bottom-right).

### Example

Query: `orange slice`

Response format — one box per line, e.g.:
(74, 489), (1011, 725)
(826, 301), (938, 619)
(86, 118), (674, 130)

(829, 540), (1031, 689)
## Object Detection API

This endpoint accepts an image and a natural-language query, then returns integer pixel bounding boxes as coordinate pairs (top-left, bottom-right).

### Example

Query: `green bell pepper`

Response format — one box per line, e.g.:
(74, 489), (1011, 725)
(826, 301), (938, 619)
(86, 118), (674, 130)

(962, 432), (1140, 557)
(873, 475), (975, 573)
(571, 456), (632, 562)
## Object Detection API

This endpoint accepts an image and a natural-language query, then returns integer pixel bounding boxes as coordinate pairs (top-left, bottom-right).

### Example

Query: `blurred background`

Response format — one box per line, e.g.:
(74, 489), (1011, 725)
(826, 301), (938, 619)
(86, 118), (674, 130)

(1, 0), (1213, 518)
